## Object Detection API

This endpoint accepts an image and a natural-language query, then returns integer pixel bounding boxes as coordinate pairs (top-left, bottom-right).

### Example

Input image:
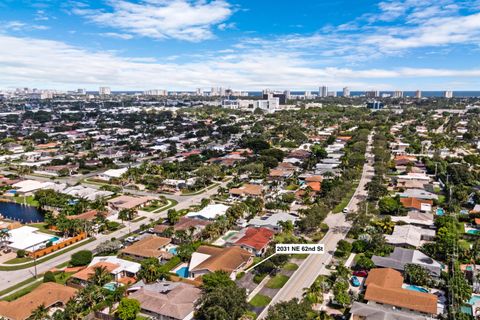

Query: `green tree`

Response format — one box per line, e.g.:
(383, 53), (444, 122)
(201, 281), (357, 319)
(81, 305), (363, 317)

(201, 271), (235, 292)
(116, 298), (141, 320)
(43, 271), (56, 283)
(70, 250), (93, 266)
(195, 285), (248, 320)
(265, 298), (311, 320)
(404, 264), (432, 287)
(28, 304), (49, 320)
(88, 266), (112, 286)
(137, 257), (169, 283)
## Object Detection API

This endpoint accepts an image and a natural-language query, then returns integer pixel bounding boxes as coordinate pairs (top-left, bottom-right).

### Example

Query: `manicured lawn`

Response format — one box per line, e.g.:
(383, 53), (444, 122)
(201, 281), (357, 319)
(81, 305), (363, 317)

(142, 200), (167, 212)
(283, 262), (299, 271)
(266, 274), (289, 289)
(55, 272), (75, 285)
(27, 223), (57, 235)
(249, 294), (271, 307)
(13, 195), (39, 207)
(0, 238), (95, 271)
(3, 257), (33, 264)
(292, 253), (308, 259)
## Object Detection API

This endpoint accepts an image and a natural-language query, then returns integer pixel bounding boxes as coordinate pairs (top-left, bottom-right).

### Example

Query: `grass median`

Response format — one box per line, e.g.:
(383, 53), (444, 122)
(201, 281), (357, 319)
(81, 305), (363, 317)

(0, 238), (95, 271)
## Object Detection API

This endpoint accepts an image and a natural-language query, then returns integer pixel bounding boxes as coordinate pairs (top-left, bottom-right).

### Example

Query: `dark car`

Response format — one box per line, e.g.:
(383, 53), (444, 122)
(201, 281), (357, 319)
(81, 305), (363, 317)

(352, 270), (368, 277)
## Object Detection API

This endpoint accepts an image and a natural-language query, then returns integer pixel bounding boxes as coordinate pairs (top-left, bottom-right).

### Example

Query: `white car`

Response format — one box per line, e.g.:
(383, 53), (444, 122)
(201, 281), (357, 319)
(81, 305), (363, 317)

(342, 207), (349, 214)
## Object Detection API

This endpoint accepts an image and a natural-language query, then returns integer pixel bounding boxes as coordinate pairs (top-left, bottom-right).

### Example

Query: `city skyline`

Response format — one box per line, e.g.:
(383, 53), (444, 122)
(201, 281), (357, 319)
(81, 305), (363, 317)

(1, 0), (480, 90)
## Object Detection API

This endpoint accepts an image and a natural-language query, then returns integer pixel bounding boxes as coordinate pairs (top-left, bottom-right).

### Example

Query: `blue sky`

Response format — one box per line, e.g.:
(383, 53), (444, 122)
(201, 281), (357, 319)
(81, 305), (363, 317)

(0, 0), (480, 91)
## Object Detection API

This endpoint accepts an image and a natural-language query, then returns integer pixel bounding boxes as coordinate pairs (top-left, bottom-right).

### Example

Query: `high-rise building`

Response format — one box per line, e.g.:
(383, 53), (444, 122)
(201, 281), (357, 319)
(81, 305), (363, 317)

(99, 87), (111, 95)
(327, 91), (337, 97)
(196, 88), (203, 96)
(365, 90), (380, 98)
(393, 90), (404, 98)
(415, 90), (422, 98)
(77, 88), (86, 94)
(319, 86), (328, 97)
(343, 87), (350, 97)
(144, 89), (168, 96)
(284, 90), (291, 100)
(444, 91), (453, 98)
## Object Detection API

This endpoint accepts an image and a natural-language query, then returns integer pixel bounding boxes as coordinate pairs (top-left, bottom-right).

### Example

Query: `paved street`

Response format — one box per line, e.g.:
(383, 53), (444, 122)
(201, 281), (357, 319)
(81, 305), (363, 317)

(257, 133), (374, 319)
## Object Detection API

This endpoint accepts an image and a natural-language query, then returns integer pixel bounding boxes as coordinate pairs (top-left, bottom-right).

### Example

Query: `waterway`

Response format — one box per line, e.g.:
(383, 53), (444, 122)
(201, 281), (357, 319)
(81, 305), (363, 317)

(0, 201), (44, 223)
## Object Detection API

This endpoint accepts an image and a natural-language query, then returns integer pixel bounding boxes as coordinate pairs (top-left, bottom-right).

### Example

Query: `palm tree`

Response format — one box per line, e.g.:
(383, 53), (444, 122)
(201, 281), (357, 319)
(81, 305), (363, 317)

(89, 266), (112, 286)
(28, 304), (49, 320)
(0, 229), (11, 249)
(138, 258), (161, 283)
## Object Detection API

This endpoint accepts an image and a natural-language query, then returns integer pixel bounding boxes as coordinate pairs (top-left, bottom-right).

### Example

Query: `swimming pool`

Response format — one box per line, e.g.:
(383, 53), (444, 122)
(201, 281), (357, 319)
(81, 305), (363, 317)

(175, 266), (189, 278)
(103, 282), (118, 291)
(168, 247), (177, 255)
(466, 229), (480, 235)
(405, 285), (429, 293)
(469, 295), (480, 305)
(49, 236), (60, 243)
(436, 208), (445, 216)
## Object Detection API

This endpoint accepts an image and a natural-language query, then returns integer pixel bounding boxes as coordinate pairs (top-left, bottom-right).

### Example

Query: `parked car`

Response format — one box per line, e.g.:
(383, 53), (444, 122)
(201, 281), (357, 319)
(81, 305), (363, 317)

(351, 276), (360, 287)
(352, 270), (368, 277)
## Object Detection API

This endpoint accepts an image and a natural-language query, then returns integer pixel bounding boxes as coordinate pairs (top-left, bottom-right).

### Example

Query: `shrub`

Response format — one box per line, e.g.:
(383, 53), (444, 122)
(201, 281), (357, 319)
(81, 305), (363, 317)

(16, 250), (26, 258)
(43, 271), (56, 283)
(70, 250), (93, 266)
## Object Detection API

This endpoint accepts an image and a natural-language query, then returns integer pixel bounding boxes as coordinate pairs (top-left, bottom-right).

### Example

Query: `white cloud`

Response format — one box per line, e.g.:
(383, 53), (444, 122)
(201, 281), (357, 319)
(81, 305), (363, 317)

(99, 32), (134, 40)
(1, 34), (480, 91)
(73, 0), (233, 42)
(1, 21), (49, 32)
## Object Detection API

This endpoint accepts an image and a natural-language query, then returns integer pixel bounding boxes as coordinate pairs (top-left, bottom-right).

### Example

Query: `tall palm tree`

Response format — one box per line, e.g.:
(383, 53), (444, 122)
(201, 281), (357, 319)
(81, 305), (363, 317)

(88, 266), (112, 286)
(0, 229), (11, 249)
(28, 304), (49, 320)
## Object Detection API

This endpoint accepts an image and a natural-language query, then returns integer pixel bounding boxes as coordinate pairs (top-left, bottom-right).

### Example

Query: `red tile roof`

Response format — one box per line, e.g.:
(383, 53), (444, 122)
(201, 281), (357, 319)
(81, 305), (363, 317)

(234, 227), (275, 251)
(400, 197), (433, 210)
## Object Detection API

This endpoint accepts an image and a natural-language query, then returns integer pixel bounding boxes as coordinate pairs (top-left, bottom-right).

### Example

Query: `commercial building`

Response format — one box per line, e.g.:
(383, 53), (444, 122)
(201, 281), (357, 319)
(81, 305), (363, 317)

(99, 87), (111, 95)
(319, 86), (328, 97)
(342, 87), (350, 97)
(444, 90), (453, 98)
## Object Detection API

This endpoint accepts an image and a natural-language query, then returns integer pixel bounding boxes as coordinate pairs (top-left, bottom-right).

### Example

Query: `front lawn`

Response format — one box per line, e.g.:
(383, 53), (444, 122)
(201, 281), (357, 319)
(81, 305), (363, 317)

(249, 294), (271, 307)
(27, 223), (57, 235)
(266, 274), (289, 289)
(283, 263), (298, 271)
(13, 195), (39, 207)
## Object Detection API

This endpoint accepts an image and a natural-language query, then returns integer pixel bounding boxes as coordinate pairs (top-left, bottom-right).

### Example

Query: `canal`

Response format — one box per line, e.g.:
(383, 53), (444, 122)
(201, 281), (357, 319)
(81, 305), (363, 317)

(0, 201), (44, 223)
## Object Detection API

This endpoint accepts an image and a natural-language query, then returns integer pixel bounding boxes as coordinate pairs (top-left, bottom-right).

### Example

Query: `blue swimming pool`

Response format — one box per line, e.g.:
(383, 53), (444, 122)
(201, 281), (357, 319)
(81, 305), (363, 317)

(405, 285), (429, 293)
(50, 236), (60, 243)
(168, 247), (177, 255)
(467, 229), (480, 235)
(436, 208), (445, 216)
(175, 266), (189, 278)
(469, 295), (480, 305)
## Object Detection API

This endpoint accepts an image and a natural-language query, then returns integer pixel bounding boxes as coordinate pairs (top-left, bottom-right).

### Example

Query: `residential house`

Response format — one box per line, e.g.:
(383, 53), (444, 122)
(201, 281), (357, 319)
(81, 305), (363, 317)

(363, 268), (438, 316)
(371, 247), (442, 277)
(70, 256), (140, 286)
(400, 197), (433, 212)
(247, 212), (298, 231)
(153, 217), (211, 242)
(120, 236), (172, 262)
(390, 211), (434, 228)
(188, 245), (252, 280)
(107, 195), (155, 212)
(229, 184), (263, 198)
(227, 227), (275, 256)
(397, 189), (438, 201)
(385, 225), (435, 248)
(350, 301), (432, 320)
(128, 281), (201, 320)
(186, 204), (230, 220)
(97, 167), (128, 181)
(0, 283), (77, 320)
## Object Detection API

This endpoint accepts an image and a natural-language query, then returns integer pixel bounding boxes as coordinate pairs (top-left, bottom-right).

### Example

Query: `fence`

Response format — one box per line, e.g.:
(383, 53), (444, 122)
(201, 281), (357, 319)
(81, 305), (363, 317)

(29, 232), (87, 259)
